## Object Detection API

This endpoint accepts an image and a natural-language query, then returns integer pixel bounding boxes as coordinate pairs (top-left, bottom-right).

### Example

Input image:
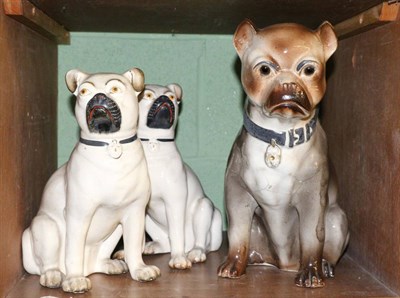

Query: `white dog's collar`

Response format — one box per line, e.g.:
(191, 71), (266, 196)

(243, 110), (318, 148)
(80, 134), (138, 146)
(79, 134), (137, 159)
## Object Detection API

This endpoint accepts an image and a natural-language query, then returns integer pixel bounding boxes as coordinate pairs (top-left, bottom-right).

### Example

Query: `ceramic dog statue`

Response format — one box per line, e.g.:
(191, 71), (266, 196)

(22, 69), (160, 293)
(217, 20), (349, 288)
(138, 84), (223, 268)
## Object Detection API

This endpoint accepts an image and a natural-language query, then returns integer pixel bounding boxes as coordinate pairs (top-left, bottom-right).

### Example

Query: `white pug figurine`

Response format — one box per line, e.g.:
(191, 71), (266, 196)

(138, 84), (223, 268)
(22, 68), (160, 293)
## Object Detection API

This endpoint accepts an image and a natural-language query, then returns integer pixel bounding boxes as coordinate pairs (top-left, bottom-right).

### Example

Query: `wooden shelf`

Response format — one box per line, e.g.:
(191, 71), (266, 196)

(5, 0), (399, 44)
(3, 0), (69, 43)
(7, 240), (396, 298)
(26, 0), (384, 34)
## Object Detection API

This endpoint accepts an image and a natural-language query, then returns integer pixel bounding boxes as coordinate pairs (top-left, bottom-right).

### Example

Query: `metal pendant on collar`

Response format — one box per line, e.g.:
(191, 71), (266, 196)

(107, 139), (123, 159)
(265, 139), (282, 168)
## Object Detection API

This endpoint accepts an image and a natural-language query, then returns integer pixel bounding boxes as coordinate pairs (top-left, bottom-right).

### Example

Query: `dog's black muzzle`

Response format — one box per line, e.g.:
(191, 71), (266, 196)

(147, 95), (175, 129)
(267, 82), (311, 116)
(86, 93), (121, 133)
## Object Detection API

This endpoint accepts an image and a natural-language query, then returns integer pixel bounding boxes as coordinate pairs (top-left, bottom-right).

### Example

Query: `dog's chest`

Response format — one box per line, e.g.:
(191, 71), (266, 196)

(69, 143), (150, 206)
(241, 134), (325, 199)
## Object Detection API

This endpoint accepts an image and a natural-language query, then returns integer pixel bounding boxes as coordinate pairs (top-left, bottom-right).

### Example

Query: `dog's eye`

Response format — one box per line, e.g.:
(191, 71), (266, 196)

(79, 88), (89, 96)
(259, 65), (271, 76)
(110, 86), (120, 94)
(297, 60), (318, 77)
(145, 93), (153, 99)
(254, 61), (278, 76)
(303, 66), (316, 76)
(169, 95), (175, 100)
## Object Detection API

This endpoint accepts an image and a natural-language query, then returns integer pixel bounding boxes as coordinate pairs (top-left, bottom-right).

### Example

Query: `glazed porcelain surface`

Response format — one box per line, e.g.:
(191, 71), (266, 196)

(22, 69), (160, 293)
(218, 20), (349, 288)
(137, 84), (223, 269)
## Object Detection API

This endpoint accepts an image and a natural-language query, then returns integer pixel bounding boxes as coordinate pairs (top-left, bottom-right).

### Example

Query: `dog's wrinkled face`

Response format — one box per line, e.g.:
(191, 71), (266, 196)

(138, 84), (182, 130)
(234, 20), (337, 119)
(65, 68), (144, 136)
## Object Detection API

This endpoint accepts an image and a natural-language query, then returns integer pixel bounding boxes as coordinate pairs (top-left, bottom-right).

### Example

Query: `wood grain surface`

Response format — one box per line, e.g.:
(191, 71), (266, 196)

(6, 238), (396, 297)
(322, 18), (400, 296)
(0, 3), (57, 296)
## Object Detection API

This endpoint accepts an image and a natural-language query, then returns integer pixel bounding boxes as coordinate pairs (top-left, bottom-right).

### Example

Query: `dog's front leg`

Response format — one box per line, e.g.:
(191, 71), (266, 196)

(62, 201), (95, 293)
(165, 183), (192, 269)
(122, 204), (161, 281)
(294, 191), (327, 288)
(218, 173), (257, 278)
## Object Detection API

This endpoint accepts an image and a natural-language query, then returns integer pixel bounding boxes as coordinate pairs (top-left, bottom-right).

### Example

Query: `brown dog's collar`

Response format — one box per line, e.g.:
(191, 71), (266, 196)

(243, 111), (318, 148)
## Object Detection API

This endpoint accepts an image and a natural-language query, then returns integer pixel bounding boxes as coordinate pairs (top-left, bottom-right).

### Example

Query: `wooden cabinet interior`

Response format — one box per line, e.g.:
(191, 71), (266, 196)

(1, 0), (400, 296)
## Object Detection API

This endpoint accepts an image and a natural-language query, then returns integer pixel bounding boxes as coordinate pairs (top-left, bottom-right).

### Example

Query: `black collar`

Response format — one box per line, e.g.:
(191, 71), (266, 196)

(243, 111), (318, 148)
(79, 134), (137, 147)
(140, 138), (174, 142)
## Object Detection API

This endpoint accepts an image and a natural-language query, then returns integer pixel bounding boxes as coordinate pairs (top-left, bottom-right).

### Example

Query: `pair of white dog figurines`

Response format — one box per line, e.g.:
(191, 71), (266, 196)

(22, 68), (222, 293)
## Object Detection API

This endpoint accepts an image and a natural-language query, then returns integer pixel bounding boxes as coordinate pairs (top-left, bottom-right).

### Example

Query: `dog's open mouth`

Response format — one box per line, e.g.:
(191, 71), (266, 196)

(270, 101), (308, 116)
(147, 95), (175, 129)
(86, 93), (121, 133)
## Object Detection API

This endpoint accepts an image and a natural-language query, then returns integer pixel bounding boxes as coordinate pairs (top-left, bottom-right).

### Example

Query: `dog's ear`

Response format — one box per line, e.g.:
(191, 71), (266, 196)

(65, 69), (88, 94)
(167, 83), (182, 102)
(123, 68), (145, 93)
(233, 19), (258, 59)
(316, 21), (338, 61)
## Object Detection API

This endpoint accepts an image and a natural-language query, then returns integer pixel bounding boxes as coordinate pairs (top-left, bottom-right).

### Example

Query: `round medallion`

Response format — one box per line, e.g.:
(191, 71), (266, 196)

(108, 140), (123, 159)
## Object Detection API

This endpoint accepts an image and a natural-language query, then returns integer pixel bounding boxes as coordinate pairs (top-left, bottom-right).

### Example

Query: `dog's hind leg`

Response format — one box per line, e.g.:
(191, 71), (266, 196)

(27, 214), (64, 288)
(92, 224), (128, 275)
(22, 229), (39, 275)
(322, 170), (349, 277)
(209, 208), (223, 251)
(144, 215), (170, 254)
(323, 202), (349, 277)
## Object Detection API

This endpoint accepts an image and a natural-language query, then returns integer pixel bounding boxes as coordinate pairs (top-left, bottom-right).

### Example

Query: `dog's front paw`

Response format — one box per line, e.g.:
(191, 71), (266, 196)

(62, 276), (92, 293)
(295, 264), (325, 288)
(130, 265), (160, 282)
(39, 269), (64, 288)
(101, 259), (129, 274)
(169, 255), (192, 269)
(187, 247), (206, 263)
(217, 258), (246, 278)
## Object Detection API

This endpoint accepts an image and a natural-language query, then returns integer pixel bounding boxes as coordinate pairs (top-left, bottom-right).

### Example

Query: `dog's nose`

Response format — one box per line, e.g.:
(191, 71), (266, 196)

(158, 95), (170, 102)
(281, 83), (305, 100)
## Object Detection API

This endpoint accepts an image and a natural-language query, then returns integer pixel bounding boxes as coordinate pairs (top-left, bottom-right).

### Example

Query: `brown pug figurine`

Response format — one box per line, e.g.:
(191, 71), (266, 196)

(217, 20), (349, 288)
